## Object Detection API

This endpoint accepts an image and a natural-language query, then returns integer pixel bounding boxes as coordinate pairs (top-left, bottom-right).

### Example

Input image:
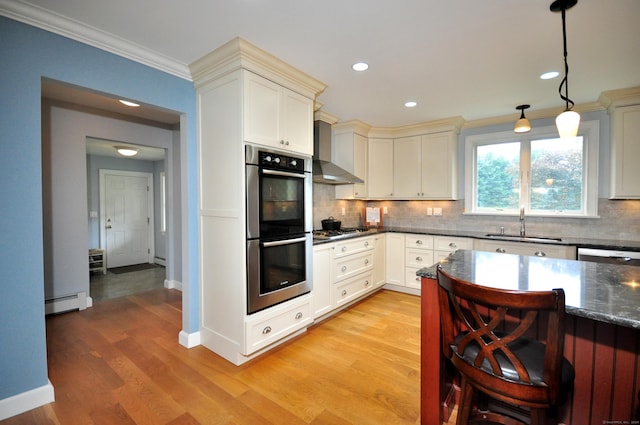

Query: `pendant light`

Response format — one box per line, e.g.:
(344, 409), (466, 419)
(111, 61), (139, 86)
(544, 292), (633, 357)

(551, 0), (580, 138)
(514, 104), (531, 133)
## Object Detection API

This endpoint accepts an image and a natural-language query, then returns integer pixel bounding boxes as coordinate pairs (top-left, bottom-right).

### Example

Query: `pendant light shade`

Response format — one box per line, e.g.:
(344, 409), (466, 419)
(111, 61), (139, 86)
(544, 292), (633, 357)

(514, 104), (531, 133)
(555, 110), (580, 138)
(551, 0), (580, 138)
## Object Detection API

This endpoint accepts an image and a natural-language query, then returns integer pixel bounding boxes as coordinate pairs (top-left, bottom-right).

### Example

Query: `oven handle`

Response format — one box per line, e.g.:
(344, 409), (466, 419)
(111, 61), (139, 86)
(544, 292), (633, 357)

(262, 236), (307, 247)
(261, 169), (306, 179)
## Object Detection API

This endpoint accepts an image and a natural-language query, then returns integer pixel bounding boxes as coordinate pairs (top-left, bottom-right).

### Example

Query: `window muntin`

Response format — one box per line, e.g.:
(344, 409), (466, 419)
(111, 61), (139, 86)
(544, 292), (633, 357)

(465, 121), (599, 217)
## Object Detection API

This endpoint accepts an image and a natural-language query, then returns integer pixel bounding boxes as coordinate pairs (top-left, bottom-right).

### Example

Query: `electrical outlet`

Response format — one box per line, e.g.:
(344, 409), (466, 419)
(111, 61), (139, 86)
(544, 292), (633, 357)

(383, 207), (388, 214)
(427, 207), (433, 216)
(433, 207), (443, 216)
(341, 207), (346, 216)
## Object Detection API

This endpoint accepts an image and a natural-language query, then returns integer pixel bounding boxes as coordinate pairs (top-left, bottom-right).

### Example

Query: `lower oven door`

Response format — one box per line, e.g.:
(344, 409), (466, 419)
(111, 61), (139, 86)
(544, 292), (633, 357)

(247, 234), (312, 314)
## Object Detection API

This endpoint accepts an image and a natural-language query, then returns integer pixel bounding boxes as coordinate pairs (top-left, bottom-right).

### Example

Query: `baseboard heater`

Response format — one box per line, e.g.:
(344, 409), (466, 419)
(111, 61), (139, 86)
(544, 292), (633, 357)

(45, 291), (89, 315)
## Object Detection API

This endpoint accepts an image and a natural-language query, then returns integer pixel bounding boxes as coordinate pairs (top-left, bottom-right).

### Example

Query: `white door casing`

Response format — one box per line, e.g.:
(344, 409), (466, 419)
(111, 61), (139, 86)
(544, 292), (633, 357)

(99, 170), (154, 268)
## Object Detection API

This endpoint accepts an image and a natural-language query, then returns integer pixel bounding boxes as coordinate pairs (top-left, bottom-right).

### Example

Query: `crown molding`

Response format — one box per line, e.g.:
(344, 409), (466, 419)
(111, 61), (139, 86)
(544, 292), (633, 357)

(0, 0), (191, 80)
(598, 86), (640, 111)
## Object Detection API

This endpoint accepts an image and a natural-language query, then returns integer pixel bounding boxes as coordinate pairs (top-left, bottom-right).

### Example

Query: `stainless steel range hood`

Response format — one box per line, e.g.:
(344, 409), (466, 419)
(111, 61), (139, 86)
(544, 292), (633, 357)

(313, 120), (364, 185)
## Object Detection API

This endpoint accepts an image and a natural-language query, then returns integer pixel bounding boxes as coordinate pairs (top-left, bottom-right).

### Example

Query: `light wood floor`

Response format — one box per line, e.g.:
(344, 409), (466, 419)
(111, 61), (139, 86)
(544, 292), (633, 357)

(2, 288), (432, 425)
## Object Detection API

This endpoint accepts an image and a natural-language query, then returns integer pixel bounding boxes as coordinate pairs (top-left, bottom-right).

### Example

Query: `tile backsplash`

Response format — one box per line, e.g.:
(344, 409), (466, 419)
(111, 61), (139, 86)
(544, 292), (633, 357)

(313, 183), (640, 241)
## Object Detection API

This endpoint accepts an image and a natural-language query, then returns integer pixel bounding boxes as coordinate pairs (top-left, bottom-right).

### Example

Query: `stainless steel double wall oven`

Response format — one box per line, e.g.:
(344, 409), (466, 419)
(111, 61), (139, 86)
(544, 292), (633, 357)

(245, 145), (313, 314)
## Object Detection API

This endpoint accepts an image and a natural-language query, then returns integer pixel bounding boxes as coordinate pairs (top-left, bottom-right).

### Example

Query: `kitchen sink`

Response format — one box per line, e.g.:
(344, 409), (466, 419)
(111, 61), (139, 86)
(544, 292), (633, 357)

(485, 233), (562, 243)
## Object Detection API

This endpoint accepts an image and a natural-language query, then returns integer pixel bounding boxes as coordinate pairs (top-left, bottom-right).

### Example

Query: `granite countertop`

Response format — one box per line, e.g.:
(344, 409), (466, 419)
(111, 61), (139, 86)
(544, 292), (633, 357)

(417, 249), (640, 330)
(313, 226), (640, 251)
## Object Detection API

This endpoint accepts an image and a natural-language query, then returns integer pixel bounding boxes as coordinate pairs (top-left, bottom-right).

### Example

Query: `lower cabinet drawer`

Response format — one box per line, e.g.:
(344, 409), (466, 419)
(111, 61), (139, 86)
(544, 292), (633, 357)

(334, 251), (374, 281)
(245, 298), (312, 355)
(334, 271), (374, 307)
(405, 267), (422, 289)
(405, 248), (434, 268)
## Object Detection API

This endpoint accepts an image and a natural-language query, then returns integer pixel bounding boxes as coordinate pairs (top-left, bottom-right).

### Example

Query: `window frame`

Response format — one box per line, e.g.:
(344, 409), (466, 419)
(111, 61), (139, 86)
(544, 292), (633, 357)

(464, 120), (599, 218)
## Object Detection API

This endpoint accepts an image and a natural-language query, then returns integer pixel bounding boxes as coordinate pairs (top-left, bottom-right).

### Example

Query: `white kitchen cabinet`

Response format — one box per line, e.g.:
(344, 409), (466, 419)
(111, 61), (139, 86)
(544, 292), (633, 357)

(421, 132), (458, 200)
(393, 136), (422, 198)
(433, 236), (474, 262)
(334, 122), (370, 199)
(367, 138), (394, 198)
(610, 104), (640, 199)
(243, 71), (314, 155)
(385, 233), (405, 285)
(334, 271), (374, 307)
(405, 235), (434, 289)
(331, 235), (377, 308)
(474, 239), (576, 260)
(372, 234), (386, 288)
(312, 243), (334, 319)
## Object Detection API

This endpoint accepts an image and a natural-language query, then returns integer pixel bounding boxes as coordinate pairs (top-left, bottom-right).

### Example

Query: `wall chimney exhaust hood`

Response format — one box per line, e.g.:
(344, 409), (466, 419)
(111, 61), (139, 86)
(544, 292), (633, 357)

(313, 120), (364, 185)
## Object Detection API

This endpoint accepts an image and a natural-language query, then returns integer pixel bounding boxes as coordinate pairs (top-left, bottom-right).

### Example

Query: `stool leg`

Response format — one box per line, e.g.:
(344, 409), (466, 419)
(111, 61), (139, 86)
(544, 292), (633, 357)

(456, 376), (474, 425)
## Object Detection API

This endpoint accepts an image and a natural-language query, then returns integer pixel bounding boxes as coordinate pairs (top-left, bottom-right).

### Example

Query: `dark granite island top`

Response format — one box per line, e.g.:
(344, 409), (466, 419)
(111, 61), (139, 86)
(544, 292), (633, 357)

(417, 249), (640, 424)
(417, 249), (640, 329)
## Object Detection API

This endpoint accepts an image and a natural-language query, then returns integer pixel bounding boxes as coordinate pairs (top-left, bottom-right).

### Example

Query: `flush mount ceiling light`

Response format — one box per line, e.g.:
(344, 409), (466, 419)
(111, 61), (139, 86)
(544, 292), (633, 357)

(404, 101), (417, 108)
(514, 104), (531, 133)
(551, 0), (580, 139)
(115, 146), (139, 157)
(351, 62), (369, 72)
(119, 99), (140, 107)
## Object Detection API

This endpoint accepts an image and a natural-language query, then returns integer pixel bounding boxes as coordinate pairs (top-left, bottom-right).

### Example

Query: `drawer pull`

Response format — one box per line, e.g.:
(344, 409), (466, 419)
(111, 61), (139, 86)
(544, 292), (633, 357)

(262, 326), (272, 335)
(449, 242), (457, 248)
(416, 256), (423, 262)
(364, 241), (369, 247)
(416, 277), (420, 281)
(295, 312), (303, 320)
(534, 251), (546, 257)
(364, 280), (370, 287)
(341, 289), (348, 296)
(496, 248), (506, 253)
(416, 240), (423, 245)
(341, 246), (347, 252)
(364, 259), (369, 265)
(341, 265), (347, 272)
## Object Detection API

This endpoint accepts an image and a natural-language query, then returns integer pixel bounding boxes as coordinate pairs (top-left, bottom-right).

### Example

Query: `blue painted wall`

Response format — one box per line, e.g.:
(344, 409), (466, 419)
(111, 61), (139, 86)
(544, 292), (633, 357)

(0, 17), (199, 400)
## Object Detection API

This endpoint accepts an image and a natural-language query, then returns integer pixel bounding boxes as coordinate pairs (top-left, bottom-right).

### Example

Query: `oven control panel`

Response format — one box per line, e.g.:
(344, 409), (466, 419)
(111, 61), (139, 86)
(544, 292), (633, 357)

(259, 151), (305, 172)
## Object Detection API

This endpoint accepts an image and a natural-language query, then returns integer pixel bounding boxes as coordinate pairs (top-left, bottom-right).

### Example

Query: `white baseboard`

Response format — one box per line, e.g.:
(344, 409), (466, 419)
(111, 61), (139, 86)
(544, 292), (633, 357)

(154, 257), (166, 267)
(179, 330), (201, 348)
(0, 380), (55, 421)
(44, 291), (88, 315)
(164, 279), (182, 291)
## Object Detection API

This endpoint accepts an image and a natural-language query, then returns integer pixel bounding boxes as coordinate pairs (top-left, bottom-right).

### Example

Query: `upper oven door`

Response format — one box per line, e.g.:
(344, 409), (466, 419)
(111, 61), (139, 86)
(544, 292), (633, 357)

(247, 165), (311, 240)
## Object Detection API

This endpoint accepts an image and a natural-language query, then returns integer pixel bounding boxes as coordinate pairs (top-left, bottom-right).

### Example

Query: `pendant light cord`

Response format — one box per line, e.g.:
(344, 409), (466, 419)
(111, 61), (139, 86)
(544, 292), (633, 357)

(558, 7), (575, 112)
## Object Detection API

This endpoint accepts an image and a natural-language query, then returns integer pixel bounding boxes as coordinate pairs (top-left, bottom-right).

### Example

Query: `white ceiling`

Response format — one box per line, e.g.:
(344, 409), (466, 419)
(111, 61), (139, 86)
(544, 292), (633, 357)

(6, 0), (640, 128)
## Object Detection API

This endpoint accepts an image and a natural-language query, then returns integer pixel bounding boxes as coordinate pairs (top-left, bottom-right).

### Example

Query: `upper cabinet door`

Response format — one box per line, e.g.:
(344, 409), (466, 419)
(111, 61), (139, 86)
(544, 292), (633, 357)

(610, 104), (640, 199)
(421, 132), (457, 200)
(368, 138), (394, 198)
(243, 72), (313, 155)
(393, 135), (422, 198)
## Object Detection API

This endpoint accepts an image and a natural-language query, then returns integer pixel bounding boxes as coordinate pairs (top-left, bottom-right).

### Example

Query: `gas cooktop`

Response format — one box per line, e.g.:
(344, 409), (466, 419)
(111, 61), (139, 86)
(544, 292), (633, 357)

(312, 227), (376, 241)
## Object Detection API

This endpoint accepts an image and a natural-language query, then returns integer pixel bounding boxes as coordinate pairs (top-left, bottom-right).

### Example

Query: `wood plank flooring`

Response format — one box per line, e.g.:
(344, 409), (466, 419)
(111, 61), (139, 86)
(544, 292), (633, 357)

(2, 289), (428, 425)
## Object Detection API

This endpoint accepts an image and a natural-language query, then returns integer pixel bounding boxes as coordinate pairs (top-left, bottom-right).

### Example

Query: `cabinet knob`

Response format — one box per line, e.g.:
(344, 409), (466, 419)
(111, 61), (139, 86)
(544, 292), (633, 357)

(295, 312), (303, 320)
(416, 240), (422, 245)
(364, 280), (370, 287)
(341, 246), (347, 252)
(364, 241), (369, 247)
(496, 248), (506, 253)
(364, 259), (369, 265)
(416, 256), (423, 262)
(534, 251), (546, 257)
(449, 242), (457, 248)
(416, 277), (420, 282)
(341, 265), (347, 272)
(341, 289), (348, 296)
(262, 326), (272, 335)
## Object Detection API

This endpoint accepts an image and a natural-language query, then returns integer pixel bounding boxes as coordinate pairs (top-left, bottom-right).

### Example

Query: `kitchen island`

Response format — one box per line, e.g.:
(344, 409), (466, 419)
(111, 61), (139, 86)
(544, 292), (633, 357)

(418, 249), (640, 424)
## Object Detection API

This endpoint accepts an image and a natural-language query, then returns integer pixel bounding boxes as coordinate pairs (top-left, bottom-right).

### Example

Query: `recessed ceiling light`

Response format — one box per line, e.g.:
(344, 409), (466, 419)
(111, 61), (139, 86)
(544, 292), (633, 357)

(405, 101), (417, 108)
(352, 62), (369, 72)
(540, 71), (560, 80)
(119, 99), (140, 107)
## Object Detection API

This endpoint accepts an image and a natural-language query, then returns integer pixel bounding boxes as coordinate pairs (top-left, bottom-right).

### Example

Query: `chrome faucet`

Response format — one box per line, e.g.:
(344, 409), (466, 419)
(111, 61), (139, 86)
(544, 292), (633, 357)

(519, 207), (526, 237)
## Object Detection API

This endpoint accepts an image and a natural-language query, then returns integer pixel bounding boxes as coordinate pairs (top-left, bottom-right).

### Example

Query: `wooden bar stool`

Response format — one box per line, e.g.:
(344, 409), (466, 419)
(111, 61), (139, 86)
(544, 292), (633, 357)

(436, 266), (575, 425)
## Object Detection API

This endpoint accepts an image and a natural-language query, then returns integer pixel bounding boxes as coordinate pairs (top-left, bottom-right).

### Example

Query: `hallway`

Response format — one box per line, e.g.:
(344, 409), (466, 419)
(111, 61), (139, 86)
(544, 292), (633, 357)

(90, 265), (165, 302)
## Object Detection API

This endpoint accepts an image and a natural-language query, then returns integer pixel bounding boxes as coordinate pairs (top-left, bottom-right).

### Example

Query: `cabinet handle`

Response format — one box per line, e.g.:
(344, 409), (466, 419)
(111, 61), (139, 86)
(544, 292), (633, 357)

(449, 242), (457, 248)
(280, 140), (289, 146)
(496, 248), (506, 253)
(295, 312), (303, 320)
(364, 259), (369, 265)
(416, 256), (423, 262)
(364, 280), (370, 287)
(364, 241), (369, 247)
(341, 246), (347, 252)
(416, 240), (422, 245)
(534, 251), (546, 257)
(262, 326), (272, 335)
(341, 265), (347, 272)
(416, 277), (420, 282)
(285, 141), (290, 146)
(341, 289), (347, 296)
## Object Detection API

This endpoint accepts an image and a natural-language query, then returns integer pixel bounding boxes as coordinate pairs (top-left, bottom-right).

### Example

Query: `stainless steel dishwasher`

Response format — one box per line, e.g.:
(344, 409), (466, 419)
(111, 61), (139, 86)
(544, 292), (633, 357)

(577, 247), (640, 266)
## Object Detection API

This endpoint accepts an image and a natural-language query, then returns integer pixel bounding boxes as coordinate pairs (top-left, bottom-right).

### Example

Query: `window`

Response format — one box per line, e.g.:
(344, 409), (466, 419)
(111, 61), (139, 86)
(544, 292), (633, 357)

(160, 171), (166, 233)
(465, 121), (599, 217)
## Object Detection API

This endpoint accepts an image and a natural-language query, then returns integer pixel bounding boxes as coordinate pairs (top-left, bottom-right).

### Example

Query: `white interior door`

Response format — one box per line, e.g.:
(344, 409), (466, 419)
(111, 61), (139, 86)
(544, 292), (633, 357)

(100, 170), (154, 268)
